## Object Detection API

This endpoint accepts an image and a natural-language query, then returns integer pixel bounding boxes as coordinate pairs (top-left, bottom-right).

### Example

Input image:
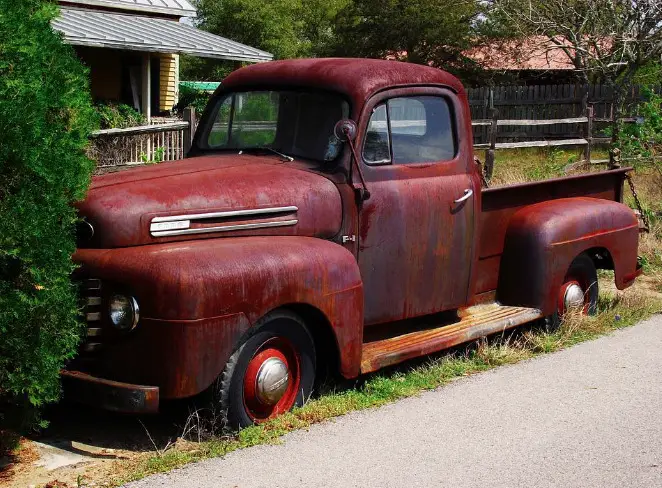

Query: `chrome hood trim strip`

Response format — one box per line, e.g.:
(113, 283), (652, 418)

(151, 219), (298, 237)
(149, 206), (299, 237)
(151, 206), (298, 223)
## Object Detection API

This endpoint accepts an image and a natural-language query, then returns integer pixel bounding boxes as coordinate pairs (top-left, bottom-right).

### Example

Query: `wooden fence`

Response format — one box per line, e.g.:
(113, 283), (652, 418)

(88, 108), (197, 168)
(468, 83), (657, 145)
(471, 106), (643, 180)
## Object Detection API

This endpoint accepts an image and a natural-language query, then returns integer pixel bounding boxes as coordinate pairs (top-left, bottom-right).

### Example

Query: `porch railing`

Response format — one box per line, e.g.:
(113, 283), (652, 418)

(88, 108), (197, 169)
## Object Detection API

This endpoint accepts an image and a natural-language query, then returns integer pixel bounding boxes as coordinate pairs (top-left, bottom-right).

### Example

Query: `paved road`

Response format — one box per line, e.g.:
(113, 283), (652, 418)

(128, 316), (662, 488)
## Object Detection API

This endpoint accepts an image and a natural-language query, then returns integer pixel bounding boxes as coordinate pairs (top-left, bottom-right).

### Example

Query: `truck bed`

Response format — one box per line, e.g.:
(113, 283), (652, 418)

(474, 168), (631, 296)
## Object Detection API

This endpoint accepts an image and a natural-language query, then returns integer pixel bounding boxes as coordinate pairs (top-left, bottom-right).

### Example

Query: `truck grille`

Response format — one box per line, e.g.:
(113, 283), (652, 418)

(80, 278), (104, 353)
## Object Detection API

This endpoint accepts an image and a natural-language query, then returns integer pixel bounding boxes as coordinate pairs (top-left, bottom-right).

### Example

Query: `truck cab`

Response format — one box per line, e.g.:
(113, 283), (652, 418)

(65, 58), (641, 428)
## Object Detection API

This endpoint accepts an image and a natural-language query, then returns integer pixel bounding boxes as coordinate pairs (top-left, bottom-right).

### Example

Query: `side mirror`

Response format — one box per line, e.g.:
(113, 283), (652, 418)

(334, 119), (358, 142)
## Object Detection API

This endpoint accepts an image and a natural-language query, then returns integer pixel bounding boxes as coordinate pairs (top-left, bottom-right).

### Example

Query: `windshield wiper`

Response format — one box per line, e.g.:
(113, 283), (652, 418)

(239, 147), (294, 162)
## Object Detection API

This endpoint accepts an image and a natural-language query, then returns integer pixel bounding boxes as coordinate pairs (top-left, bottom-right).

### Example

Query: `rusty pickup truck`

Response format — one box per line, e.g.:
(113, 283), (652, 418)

(64, 58), (641, 428)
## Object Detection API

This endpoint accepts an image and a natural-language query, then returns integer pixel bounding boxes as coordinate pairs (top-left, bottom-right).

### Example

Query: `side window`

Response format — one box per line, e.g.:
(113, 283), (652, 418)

(363, 96), (456, 165)
(363, 104), (391, 164)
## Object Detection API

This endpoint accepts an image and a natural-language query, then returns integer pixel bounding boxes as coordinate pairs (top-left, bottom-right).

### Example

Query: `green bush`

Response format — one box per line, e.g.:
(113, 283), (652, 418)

(95, 102), (145, 129)
(0, 0), (97, 428)
(615, 87), (662, 169)
(176, 85), (212, 114)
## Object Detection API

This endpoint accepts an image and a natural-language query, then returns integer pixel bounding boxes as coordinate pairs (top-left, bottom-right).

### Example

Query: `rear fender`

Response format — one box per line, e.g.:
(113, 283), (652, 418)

(74, 237), (364, 397)
(496, 198), (639, 315)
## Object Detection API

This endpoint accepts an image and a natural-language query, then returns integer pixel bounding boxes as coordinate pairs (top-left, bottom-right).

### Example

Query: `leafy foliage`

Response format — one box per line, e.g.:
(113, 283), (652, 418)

(179, 54), (234, 83)
(175, 84), (212, 114)
(95, 102), (145, 130)
(0, 0), (97, 427)
(194, 0), (349, 60)
(615, 88), (662, 169)
(330, 0), (481, 76)
(194, 0), (484, 80)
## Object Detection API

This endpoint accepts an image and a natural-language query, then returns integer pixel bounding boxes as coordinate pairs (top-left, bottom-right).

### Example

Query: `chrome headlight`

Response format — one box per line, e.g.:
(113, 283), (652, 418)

(108, 294), (139, 331)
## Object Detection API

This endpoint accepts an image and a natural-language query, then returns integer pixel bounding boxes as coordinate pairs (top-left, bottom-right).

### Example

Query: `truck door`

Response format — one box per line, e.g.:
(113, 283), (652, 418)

(357, 89), (478, 326)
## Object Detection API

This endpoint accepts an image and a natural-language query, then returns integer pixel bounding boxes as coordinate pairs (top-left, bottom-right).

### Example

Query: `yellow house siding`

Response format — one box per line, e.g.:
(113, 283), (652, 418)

(159, 53), (178, 112)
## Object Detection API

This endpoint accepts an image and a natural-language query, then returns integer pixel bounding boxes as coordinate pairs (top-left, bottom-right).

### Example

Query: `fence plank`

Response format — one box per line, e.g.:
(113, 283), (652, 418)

(493, 138), (588, 150)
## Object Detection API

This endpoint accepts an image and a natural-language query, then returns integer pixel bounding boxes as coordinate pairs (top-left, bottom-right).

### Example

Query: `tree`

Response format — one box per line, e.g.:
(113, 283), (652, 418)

(179, 54), (235, 83)
(194, 0), (348, 61)
(330, 0), (482, 76)
(0, 0), (97, 428)
(486, 0), (662, 162)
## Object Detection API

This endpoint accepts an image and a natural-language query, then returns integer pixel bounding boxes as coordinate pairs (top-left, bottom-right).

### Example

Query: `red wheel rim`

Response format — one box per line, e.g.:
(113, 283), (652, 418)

(242, 337), (301, 423)
(558, 275), (590, 316)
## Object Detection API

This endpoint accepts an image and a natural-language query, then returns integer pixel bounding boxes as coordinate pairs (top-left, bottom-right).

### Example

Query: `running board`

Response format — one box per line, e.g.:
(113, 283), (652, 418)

(360, 304), (543, 374)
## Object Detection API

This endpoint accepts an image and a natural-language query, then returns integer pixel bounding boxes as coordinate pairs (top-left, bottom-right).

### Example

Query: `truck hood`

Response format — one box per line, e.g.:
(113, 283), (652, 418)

(78, 155), (343, 248)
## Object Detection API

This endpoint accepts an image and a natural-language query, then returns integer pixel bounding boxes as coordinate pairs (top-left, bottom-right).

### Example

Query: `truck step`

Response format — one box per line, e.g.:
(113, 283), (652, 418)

(360, 304), (544, 374)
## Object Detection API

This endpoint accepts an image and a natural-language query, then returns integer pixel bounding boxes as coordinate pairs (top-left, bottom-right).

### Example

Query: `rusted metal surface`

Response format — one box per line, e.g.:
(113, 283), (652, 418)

(475, 168), (631, 296)
(68, 59), (642, 411)
(496, 197), (639, 315)
(61, 370), (159, 413)
(355, 86), (481, 326)
(78, 155), (343, 248)
(73, 237), (364, 396)
(360, 304), (543, 373)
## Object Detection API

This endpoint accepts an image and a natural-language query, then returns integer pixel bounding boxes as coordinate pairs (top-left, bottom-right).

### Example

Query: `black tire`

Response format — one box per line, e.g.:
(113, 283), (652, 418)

(216, 310), (316, 430)
(544, 253), (598, 332)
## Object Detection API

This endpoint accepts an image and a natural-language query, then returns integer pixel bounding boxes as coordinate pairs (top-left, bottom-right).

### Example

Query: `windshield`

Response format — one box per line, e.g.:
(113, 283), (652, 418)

(201, 90), (350, 162)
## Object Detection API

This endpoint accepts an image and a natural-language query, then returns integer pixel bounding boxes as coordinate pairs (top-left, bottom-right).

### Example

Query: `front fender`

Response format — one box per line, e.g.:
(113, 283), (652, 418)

(74, 236), (364, 397)
(497, 198), (639, 315)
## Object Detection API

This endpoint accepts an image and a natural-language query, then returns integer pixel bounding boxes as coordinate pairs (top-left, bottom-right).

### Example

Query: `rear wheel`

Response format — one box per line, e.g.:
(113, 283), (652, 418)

(545, 253), (598, 332)
(216, 311), (316, 430)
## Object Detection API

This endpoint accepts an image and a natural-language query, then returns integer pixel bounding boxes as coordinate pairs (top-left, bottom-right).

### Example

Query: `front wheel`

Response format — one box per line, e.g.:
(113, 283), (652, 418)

(216, 311), (316, 430)
(545, 253), (598, 332)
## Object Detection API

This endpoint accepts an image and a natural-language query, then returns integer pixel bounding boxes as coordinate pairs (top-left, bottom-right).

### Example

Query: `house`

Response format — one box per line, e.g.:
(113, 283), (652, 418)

(51, 0), (272, 121)
(465, 36), (578, 84)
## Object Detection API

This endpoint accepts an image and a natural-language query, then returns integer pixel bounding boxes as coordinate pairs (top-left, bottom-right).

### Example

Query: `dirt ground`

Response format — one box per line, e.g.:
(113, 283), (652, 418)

(1, 402), (193, 488)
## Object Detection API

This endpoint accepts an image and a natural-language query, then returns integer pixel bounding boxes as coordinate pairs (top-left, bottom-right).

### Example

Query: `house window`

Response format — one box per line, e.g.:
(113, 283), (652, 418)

(363, 96), (457, 165)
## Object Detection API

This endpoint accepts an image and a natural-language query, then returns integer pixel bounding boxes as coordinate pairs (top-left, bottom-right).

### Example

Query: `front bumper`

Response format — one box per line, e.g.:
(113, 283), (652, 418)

(61, 370), (159, 413)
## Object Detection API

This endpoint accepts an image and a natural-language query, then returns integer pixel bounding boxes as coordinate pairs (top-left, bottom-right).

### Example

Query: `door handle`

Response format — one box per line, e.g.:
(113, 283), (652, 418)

(454, 188), (473, 203)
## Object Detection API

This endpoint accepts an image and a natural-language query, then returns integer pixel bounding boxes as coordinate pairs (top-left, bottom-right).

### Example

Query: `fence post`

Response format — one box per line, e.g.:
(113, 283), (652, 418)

(183, 107), (196, 157)
(484, 108), (498, 181)
(584, 105), (593, 164)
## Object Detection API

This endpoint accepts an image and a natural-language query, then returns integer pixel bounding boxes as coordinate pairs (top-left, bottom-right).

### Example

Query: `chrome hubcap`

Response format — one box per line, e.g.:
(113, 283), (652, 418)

(564, 283), (585, 311)
(255, 357), (290, 405)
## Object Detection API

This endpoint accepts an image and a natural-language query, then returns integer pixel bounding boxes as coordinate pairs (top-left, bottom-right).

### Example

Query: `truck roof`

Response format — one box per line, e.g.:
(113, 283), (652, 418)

(221, 58), (465, 111)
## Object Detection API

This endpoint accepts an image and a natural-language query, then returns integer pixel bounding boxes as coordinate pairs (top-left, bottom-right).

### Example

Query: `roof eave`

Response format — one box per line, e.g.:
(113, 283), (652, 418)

(61, 0), (197, 17)
(62, 37), (273, 62)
